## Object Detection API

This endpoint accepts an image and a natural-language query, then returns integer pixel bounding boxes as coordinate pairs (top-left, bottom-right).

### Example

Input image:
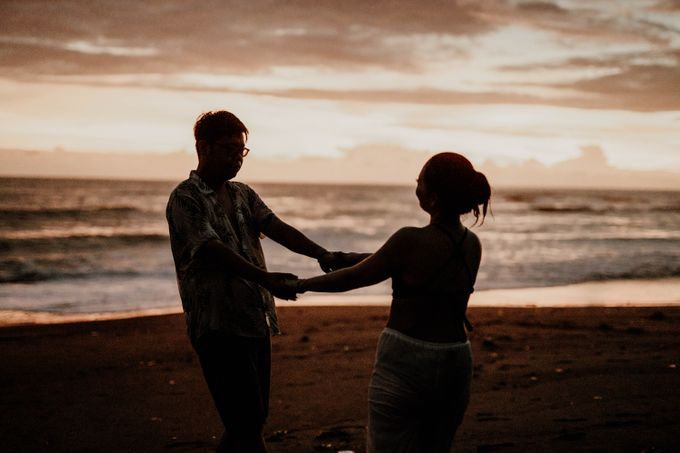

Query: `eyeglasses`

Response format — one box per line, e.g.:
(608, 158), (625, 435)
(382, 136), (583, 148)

(212, 141), (250, 157)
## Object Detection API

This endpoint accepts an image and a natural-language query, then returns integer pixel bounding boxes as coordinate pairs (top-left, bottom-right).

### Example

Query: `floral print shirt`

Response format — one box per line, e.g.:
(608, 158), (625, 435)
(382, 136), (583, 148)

(166, 171), (279, 344)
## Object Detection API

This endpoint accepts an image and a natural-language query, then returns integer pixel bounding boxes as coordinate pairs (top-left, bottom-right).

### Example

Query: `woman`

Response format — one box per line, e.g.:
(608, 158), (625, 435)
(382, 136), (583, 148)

(295, 152), (491, 452)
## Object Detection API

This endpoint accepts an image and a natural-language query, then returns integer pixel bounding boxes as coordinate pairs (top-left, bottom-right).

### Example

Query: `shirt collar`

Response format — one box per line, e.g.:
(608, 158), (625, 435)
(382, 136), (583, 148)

(189, 170), (217, 195)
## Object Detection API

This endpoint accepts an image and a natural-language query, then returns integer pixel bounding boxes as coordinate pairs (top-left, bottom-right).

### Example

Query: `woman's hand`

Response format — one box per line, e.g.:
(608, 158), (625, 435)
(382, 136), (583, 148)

(295, 278), (307, 294)
(260, 272), (299, 300)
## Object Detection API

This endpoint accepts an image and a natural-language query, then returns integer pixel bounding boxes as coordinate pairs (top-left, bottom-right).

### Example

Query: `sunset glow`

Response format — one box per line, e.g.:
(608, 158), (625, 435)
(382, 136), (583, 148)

(1, 0), (679, 184)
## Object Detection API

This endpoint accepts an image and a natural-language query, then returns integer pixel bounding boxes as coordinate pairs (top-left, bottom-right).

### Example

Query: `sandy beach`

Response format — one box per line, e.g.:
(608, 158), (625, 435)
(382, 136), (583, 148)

(1, 305), (678, 452)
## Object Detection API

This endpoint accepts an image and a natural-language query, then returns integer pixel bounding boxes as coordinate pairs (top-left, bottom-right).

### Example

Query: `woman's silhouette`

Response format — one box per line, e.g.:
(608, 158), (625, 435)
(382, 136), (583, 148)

(296, 152), (491, 452)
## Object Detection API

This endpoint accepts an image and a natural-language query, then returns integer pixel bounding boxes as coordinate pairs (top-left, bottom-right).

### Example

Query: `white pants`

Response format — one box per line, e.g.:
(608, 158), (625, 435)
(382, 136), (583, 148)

(368, 328), (472, 453)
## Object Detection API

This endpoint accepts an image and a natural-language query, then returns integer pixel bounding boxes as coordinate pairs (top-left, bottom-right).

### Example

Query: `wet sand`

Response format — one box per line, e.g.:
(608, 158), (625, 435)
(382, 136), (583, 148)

(1, 306), (679, 452)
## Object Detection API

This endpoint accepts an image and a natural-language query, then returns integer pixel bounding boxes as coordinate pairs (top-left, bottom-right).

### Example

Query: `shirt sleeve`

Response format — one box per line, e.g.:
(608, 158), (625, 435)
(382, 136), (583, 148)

(167, 190), (221, 260)
(244, 184), (276, 231)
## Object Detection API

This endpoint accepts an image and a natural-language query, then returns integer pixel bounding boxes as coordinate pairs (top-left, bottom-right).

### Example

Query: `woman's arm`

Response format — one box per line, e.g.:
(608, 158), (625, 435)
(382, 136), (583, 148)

(298, 228), (412, 293)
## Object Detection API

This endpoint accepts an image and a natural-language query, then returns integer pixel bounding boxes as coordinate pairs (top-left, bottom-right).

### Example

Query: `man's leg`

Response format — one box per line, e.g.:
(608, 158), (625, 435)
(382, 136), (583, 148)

(195, 331), (270, 453)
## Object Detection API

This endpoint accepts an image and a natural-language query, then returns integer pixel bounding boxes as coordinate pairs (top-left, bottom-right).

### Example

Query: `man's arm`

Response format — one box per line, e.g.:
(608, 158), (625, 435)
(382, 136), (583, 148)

(262, 216), (373, 272)
(196, 239), (298, 300)
(335, 252), (372, 268)
(297, 228), (411, 293)
(262, 215), (333, 259)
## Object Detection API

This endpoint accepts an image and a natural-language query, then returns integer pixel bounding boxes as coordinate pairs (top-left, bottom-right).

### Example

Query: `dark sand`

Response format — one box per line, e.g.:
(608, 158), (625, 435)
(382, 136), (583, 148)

(1, 306), (679, 452)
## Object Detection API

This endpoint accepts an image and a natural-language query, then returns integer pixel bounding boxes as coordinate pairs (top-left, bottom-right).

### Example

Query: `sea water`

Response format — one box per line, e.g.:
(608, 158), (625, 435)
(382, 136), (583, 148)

(1, 177), (679, 317)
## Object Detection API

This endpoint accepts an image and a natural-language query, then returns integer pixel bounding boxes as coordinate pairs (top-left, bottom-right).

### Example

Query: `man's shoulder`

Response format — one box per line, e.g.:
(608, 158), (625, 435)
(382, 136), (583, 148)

(229, 180), (259, 198)
(229, 180), (253, 191)
(170, 177), (199, 197)
(166, 178), (202, 211)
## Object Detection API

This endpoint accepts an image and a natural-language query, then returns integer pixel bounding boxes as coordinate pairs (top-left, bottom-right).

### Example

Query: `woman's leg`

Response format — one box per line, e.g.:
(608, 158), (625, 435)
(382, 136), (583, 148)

(420, 342), (473, 452)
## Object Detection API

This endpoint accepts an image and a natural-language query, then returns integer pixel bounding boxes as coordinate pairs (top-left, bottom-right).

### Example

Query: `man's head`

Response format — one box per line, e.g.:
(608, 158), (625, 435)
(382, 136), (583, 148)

(194, 111), (250, 181)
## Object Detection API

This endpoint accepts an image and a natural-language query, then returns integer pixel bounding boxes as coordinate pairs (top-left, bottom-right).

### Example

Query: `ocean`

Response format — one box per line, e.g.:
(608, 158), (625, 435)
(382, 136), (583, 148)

(1, 177), (679, 317)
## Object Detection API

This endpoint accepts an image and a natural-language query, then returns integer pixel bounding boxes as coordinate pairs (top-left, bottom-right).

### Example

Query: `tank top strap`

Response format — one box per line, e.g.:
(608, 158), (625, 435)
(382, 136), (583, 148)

(430, 224), (476, 333)
(431, 224), (475, 293)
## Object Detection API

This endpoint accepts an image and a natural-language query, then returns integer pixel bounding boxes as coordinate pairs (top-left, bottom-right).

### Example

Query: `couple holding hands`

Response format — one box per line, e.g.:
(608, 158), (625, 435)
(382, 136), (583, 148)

(166, 111), (491, 452)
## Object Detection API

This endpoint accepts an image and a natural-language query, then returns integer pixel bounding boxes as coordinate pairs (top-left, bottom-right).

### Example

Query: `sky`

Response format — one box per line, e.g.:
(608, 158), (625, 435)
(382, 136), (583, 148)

(1, 0), (679, 186)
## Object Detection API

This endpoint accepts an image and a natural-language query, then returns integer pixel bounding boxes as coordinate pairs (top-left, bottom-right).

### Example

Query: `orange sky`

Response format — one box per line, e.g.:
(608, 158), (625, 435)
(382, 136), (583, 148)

(1, 0), (679, 185)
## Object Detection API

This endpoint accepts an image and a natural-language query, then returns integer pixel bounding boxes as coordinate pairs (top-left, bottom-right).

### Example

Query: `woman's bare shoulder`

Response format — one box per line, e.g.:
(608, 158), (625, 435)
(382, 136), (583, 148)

(467, 228), (482, 247)
(378, 226), (427, 255)
(389, 226), (429, 243)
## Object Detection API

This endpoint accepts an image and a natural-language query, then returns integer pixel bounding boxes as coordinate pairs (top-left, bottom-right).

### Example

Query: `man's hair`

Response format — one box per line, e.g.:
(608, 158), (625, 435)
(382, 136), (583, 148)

(193, 110), (249, 143)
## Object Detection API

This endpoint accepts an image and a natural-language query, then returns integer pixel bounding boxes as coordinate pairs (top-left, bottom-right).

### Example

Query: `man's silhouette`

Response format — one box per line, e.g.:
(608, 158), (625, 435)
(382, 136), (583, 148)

(166, 110), (342, 452)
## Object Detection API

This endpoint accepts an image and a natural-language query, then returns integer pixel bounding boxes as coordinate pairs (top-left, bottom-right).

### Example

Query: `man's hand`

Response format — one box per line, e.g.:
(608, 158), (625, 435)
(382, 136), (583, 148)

(260, 272), (299, 300)
(318, 251), (370, 273)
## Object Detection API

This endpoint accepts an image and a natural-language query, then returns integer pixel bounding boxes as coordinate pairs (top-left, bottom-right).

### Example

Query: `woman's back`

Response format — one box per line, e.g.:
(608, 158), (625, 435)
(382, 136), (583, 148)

(387, 223), (481, 342)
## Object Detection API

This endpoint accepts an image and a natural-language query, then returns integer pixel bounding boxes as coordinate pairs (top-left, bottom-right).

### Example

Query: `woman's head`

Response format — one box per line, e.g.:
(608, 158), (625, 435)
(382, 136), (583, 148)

(417, 152), (491, 224)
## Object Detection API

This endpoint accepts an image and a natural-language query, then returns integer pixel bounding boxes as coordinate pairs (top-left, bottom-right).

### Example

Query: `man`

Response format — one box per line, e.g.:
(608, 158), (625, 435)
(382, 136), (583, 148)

(166, 110), (344, 452)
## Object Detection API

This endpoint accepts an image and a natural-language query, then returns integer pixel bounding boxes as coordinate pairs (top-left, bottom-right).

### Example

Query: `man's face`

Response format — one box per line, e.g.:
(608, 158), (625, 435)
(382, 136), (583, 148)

(205, 134), (247, 180)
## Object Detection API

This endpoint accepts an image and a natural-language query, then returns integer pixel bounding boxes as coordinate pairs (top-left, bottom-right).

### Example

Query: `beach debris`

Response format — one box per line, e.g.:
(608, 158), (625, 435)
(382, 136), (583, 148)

(168, 380), (176, 385)
(593, 395), (603, 400)
(150, 416), (162, 422)
(314, 427), (352, 450)
(482, 337), (498, 350)
(265, 429), (288, 442)
(668, 363), (677, 369)
(554, 367), (565, 373)
(343, 345), (350, 352)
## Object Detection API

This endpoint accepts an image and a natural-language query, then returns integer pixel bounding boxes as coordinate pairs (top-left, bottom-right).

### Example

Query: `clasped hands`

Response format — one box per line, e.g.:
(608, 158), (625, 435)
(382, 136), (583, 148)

(261, 251), (359, 301)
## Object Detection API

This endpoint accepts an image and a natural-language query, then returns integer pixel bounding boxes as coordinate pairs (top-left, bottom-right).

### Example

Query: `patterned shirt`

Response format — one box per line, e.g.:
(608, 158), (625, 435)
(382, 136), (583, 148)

(166, 171), (279, 343)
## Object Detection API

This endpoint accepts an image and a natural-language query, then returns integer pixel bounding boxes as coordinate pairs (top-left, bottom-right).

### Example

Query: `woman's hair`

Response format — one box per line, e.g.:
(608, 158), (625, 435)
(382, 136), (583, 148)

(422, 152), (491, 224)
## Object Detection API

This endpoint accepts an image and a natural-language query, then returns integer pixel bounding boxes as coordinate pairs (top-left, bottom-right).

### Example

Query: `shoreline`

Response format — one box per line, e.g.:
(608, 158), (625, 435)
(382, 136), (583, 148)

(2, 277), (680, 327)
(1, 305), (678, 452)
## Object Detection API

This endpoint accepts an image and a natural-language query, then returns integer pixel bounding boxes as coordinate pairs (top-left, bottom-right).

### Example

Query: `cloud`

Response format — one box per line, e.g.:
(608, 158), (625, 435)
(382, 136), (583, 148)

(1, 0), (679, 112)
(497, 48), (680, 111)
(0, 0), (492, 75)
(563, 62), (680, 111)
(2, 144), (680, 189)
(481, 145), (680, 189)
(652, 0), (680, 12)
(494, 0), (679, 46)
(515, 2), (567, 15)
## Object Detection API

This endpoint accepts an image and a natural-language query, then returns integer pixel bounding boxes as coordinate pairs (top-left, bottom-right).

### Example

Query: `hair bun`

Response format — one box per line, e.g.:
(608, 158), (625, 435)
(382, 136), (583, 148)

(421, 153), (491, 224)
